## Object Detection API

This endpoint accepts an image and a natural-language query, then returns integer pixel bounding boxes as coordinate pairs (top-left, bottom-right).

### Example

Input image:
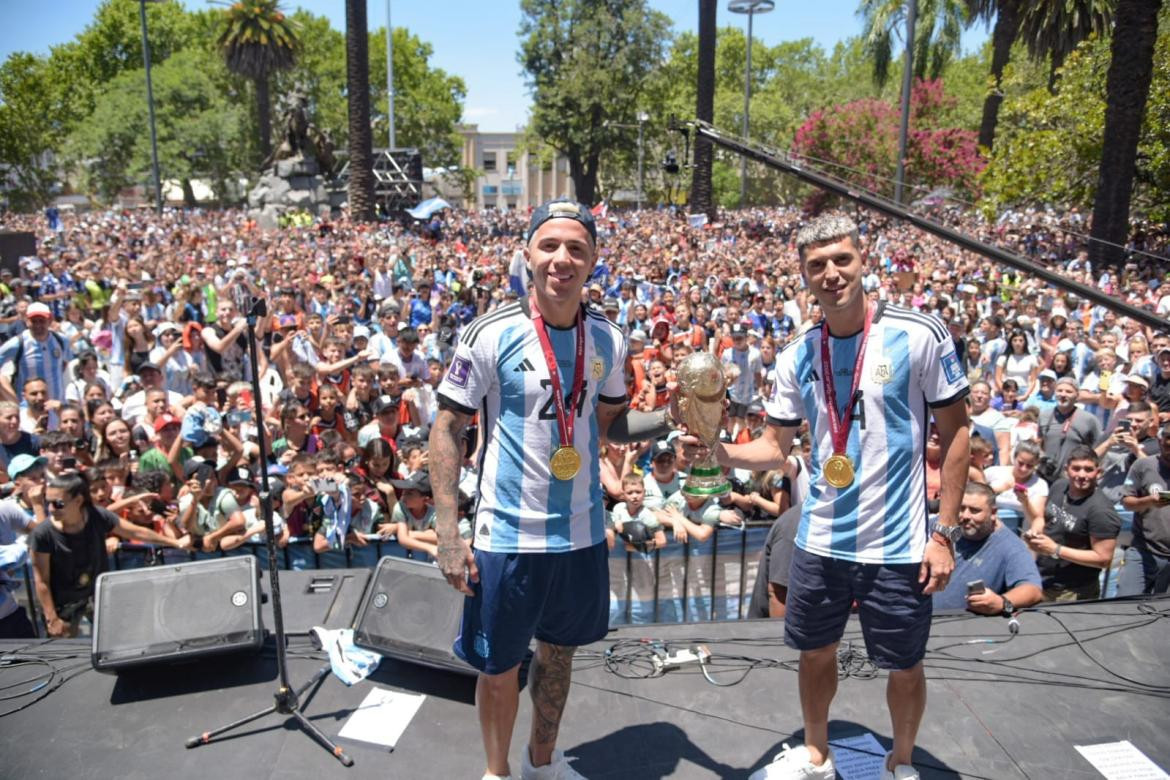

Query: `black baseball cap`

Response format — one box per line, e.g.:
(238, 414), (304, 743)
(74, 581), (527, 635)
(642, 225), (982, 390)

(526, 198), (597, 244)
(390, 471), (432, 495)
(227, 465), (254, 487)
(651, 440), (675, 460)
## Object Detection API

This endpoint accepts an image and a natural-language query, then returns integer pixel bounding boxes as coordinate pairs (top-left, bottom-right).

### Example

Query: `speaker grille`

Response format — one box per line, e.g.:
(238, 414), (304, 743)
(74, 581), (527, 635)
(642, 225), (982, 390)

(93, 557), (262, 670)
(354, 557), (471, 675)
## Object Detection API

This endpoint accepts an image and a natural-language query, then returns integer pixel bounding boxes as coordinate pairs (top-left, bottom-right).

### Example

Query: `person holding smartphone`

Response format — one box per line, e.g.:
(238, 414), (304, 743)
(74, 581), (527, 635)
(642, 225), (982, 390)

(1118, 421), (1170, 596)
(931, 482), (1042, 615)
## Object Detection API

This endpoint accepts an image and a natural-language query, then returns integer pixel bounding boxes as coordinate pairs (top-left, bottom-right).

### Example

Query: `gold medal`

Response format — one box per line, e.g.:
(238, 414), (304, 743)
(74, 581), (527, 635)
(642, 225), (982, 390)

(549, 446), (582, 481)
(823, 454), (855, 488)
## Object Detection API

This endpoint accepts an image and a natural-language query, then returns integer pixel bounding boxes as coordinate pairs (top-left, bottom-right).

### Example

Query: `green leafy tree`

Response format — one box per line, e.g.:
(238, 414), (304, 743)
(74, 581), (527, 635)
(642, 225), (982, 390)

(980, 17), (1169, 231)
(345, 0), (376, 222)
(0, 54), (71, 210)
(368, 27), (467, 166)
(1018, 0), (1114, 91)
(217, 0), (299, 160)
(858, 0), (970, 88)
(66, 49), (246, 205)
(519, 0), (672, 205)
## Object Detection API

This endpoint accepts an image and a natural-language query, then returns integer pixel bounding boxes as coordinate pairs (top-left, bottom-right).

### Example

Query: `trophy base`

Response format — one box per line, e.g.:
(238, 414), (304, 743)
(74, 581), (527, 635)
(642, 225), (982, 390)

(682, 482), (732, 497)
(682, 466), (731, 498)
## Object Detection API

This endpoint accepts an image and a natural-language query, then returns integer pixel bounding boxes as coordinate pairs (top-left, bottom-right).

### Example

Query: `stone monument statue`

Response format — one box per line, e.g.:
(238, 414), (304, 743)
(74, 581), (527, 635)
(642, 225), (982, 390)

(247, 89), (341, 229)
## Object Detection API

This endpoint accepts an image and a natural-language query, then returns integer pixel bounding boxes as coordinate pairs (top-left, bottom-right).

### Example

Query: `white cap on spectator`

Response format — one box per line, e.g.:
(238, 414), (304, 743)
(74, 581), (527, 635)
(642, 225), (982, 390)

(27, 302), (52, 320)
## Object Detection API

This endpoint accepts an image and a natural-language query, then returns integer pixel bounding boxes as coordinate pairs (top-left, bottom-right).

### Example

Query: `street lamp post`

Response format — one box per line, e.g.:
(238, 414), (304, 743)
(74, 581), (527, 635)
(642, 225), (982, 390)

(636, 111), (648, 211)
(139, 0), (164, 213)
(728, 0), (774, 207)
(385, 0), (395, 149)
(605, 112), (650, 209)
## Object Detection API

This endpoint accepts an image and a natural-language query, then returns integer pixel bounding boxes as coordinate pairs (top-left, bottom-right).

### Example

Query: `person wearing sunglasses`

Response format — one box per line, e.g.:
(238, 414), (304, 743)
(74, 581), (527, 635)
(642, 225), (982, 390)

(29, 471), (190, 637)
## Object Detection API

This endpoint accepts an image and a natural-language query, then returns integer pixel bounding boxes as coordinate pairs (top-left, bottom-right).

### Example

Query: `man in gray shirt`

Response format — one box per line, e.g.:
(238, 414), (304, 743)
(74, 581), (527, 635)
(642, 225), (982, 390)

(1040, 377), (1103, 478)
(1118, 424), (1170, 595)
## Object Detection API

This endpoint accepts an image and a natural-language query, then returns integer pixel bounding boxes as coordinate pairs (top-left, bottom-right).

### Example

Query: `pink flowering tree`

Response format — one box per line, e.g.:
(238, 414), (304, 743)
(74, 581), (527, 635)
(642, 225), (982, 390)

(791, 78), (984, 202)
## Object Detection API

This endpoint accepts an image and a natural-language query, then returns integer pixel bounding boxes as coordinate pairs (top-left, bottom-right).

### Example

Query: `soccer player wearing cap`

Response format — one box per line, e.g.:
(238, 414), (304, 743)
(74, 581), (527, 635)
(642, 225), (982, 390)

(696, 214), (970, 780)
(0, 302), (72, 405)
(430, 199), (676, 780)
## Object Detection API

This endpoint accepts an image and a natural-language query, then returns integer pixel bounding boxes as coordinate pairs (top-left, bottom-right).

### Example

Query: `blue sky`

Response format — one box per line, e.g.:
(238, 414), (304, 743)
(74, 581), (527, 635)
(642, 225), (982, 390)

(2, 0), (988, 131)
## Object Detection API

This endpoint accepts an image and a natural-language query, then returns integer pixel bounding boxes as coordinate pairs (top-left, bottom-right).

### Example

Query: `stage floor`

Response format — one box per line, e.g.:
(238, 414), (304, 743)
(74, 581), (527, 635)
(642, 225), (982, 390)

(2, 597), (1168, 779)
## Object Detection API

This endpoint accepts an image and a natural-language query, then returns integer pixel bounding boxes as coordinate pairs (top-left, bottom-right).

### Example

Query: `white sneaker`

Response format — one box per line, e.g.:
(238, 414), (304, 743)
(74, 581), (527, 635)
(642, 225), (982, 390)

(880, 752), (919, 780)
(748, 743), (837, 780)
(482, 774), (512, 780)
(521, 748), (587, 780)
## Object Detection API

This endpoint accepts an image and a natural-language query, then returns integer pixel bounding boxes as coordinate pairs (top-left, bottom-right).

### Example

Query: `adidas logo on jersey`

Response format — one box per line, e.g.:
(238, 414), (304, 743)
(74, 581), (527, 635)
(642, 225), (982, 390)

(514, 358), (536, 372)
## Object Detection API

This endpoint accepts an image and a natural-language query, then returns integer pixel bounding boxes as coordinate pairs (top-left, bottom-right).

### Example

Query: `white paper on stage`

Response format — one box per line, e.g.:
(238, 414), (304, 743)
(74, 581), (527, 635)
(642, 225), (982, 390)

(337, 686), (426, 750)
(1075, 741), (1169, 780)
(831, 732), (886, 779)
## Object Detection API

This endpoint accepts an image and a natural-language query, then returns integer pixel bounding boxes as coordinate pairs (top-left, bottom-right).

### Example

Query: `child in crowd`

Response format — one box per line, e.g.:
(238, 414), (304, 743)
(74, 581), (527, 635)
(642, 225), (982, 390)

(612, 472), (667, 553)
(389, 472), (437, 560)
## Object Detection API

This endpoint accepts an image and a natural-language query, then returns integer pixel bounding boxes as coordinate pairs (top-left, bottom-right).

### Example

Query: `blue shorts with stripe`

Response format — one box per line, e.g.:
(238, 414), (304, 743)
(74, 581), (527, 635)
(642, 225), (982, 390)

(454, 542), (610, 675)
(784, 546), (932, 670)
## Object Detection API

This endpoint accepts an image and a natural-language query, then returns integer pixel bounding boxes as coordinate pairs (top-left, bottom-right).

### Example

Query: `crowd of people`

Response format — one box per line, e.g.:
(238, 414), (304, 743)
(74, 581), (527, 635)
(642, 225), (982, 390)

(0, 200), (1168, 641)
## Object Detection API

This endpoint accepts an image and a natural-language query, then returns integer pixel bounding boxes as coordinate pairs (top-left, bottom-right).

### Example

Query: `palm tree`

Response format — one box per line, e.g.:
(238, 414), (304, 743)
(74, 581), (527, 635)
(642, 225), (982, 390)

(1017, 0), (1114, 91)
(966, 0), (1023, 150)
(690, 0), (717, 221)
(217, 0), (298, 161)
(345, 0), (376, 222)
(1089, 0), (1162, 269)
(859, 0), (970, 89)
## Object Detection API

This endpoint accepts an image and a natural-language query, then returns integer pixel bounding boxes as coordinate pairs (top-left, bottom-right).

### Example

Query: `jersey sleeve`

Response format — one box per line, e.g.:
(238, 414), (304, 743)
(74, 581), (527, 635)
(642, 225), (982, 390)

(764, 341), (804, 426)
(599, 332), (629, 404)
(921, 333), (970, 407)
(436, 335), (493, 415)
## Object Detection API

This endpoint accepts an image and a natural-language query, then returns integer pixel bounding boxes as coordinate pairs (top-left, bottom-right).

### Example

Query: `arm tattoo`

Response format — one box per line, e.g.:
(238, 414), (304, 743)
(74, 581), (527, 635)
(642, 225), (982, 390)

(529, 641), (576, 749)
(428, 409), (469, 542)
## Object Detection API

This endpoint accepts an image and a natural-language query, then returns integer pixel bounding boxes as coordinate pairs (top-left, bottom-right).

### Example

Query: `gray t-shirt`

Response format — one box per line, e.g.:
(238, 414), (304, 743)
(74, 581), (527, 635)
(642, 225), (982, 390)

(1040, 408), (1103, 472)
(1120, 455), (1170, 558)
(747, 506), (800, 618)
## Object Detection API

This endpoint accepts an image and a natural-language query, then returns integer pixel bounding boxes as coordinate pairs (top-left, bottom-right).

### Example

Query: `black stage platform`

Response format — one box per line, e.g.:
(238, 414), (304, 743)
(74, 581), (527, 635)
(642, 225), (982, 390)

(1, 574), (1167, 779)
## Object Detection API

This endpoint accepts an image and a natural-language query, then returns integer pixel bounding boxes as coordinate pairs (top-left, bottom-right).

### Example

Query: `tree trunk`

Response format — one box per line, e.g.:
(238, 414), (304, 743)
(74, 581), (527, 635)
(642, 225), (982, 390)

(690, 0), (717, 221)
(346, 0), (376, 223)
(567, 146), (597, 205)
(182, 178), (197, 207)
(978, 0), (1021, 151)
(1089, 0), (1162, 270)
(256, 75), (272, 161)
(1046, 48), (1066, 93)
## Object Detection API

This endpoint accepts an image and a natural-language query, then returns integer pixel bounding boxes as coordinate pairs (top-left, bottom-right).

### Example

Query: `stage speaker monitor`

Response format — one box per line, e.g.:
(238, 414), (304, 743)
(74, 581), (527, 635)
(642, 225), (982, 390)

(353, 556), (473, 676)
(92, 557), (264, 673)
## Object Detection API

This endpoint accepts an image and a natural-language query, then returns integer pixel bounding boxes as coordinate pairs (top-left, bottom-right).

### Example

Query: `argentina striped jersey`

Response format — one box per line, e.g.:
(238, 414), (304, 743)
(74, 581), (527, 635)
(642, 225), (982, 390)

(436, 300), (628, 554)
(764, 302), (969, 564)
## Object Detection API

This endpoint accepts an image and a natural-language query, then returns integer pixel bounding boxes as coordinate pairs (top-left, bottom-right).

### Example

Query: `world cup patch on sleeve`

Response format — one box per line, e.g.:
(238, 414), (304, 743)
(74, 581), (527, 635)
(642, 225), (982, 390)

(448, 356), (472, 388)
(941, 351), (962, 384)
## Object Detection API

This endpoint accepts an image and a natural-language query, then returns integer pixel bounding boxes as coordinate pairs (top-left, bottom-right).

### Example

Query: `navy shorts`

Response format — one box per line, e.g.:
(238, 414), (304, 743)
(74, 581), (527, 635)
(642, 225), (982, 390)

(784, 547), (932, 670)
(454, 542), (610, 675)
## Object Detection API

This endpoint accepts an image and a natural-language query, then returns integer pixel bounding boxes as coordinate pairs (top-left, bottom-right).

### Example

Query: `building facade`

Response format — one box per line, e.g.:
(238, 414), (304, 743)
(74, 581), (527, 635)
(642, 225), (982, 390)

(457, 125), (575, 210)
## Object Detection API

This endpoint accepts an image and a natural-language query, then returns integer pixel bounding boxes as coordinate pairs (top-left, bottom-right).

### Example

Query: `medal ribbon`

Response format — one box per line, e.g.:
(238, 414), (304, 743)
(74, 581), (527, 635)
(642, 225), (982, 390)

(820, 305), (874, 456)
(531, 299), (586, 451)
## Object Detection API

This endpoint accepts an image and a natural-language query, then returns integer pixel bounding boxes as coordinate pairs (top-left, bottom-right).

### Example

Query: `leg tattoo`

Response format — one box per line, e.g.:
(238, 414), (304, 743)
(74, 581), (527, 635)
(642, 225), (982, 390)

(529, 642), (576, 754)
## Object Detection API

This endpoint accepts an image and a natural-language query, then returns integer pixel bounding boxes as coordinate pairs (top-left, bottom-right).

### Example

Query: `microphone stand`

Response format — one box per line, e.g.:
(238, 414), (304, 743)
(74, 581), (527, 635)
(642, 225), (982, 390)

(184, 296), (353, 766)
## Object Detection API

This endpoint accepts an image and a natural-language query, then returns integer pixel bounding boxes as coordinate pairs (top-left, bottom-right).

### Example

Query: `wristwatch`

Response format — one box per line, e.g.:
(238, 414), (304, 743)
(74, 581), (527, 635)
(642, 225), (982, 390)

(930, 521), (962, 546)
(1000, 596), (1016, 618)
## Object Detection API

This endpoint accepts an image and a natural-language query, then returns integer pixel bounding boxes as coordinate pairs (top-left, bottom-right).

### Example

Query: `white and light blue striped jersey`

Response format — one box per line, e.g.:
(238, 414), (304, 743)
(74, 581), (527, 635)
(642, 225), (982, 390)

(764, 302), (969, 565)
(0, 331), (73, 401)
(436, 300), (628, 554)
(721, 345), (762, 404)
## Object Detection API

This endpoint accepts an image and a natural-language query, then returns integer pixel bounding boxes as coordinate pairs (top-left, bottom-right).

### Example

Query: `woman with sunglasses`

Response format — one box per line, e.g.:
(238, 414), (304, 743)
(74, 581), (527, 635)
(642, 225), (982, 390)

(272, 402), (319, 457)
(29, 471), (189, 637)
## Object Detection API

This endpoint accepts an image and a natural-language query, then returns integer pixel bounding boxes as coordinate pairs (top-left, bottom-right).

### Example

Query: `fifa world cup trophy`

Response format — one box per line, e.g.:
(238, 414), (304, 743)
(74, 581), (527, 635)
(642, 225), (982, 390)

(676, 351), (731, 497)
